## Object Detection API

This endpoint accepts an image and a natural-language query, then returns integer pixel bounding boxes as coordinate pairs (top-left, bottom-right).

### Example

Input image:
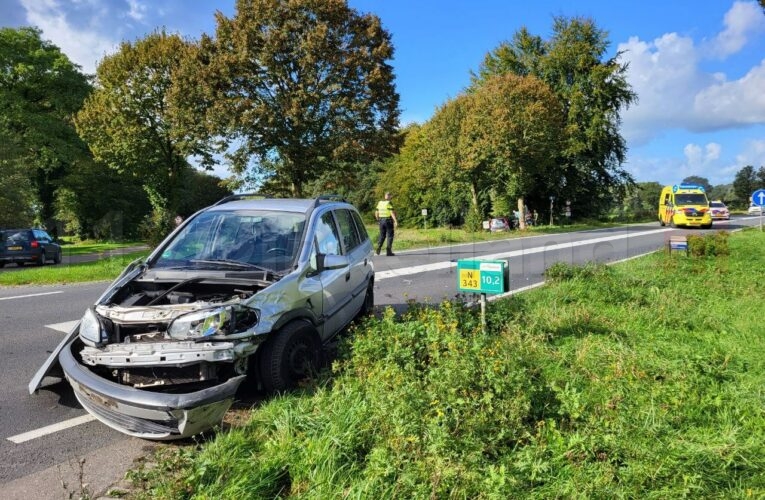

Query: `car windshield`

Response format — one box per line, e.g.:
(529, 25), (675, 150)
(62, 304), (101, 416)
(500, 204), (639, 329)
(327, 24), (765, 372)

(153, 210), (306, 273)
(710, 202), (725, 207)
(675, 193), (708, 206)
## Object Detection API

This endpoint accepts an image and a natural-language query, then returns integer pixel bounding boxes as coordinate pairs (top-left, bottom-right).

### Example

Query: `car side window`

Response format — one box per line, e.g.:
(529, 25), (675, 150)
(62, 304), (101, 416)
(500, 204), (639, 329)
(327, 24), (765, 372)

(334, 209), (361, 253)
(315, 212), (342, 256)
(350, 210), (369, 242)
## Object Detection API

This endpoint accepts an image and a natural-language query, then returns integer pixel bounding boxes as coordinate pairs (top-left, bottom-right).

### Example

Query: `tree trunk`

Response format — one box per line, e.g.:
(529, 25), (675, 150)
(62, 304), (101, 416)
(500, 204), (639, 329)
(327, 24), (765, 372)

(517, 197), (526, 230)
(470, 179), (479, 214)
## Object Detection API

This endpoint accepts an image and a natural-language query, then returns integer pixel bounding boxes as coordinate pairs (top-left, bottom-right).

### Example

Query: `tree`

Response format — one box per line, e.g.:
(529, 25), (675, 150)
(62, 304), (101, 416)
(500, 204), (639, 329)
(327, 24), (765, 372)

(75, 30), (201, 237)
(708, 183), (735, 204)
(681, 176), (712, 194)
(0, 130), (35, 227)
(471, 17), (637, 218)
(462, 73), (564, 229)
(613, 181), (661, 221)
(732, 166), (759, 207)
(0, 27), (92, 226)
(54, 157), (150, 239)
(175, 0), (400, 196)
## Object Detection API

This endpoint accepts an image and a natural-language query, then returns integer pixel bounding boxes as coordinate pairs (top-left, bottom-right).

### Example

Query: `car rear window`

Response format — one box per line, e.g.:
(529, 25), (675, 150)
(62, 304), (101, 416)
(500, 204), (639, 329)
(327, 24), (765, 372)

(6, 230), (31, 242)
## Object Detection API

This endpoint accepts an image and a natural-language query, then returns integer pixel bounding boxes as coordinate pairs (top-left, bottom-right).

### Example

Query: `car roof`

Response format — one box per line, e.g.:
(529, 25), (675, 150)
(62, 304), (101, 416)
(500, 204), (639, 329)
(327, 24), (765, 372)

(205, 195), (355, 215)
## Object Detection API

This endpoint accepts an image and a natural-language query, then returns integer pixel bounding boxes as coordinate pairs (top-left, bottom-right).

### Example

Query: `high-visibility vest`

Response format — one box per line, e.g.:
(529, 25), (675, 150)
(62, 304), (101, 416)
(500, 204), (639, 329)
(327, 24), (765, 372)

(376, 200), (393, 218)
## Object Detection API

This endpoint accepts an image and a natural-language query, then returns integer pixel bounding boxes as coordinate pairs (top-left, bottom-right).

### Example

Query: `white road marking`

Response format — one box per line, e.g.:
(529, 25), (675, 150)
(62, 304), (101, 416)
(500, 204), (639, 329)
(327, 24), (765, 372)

(7, 415), (97, 444)
(46, 320), (79, 333)
(377, 227), (674, 280)
(0, 291), (63, 301)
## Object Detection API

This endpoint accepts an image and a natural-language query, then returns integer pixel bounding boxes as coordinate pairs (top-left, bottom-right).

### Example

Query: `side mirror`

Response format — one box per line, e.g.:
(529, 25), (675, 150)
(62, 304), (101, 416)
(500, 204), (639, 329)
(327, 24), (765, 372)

(322, 254), (349, 271)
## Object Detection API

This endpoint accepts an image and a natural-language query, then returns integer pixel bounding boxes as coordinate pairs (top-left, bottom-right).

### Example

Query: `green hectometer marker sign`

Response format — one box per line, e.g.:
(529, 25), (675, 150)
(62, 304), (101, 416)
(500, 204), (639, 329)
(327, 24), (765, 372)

(456, 259), (508, 294)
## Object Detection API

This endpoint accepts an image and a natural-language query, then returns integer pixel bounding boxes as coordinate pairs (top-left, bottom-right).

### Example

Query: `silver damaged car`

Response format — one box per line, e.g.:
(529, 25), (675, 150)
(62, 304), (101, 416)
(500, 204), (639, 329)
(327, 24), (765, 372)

(30, 195), (375, 440)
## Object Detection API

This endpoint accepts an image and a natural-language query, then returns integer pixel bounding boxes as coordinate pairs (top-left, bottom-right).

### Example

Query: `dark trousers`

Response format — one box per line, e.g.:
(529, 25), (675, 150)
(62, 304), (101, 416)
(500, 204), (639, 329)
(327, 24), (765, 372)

(377, 218), (394, 253)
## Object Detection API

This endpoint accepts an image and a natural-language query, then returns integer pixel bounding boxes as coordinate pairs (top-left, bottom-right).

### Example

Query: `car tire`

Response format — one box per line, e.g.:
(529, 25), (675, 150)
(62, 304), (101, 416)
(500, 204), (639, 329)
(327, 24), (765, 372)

(357, 279), (374, 319)
(659, 217), (665, 227)
(258, 319), (321, 392)
(54, 249), (62, 264)
(36, 252), (45, 266)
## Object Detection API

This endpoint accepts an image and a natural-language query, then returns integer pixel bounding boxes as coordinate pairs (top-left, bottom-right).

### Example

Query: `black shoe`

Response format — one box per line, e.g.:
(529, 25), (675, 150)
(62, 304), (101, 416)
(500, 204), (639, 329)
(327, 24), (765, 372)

(386, 252), (395, 256)
(375, 248), (381, 255)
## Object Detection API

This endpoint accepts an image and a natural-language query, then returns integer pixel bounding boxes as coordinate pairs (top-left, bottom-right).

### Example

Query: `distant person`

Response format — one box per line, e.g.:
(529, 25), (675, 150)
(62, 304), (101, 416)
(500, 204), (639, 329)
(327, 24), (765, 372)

(374, 192), (398, 256)
(533, 210), (539, 225)
(174, 215), (183, 227)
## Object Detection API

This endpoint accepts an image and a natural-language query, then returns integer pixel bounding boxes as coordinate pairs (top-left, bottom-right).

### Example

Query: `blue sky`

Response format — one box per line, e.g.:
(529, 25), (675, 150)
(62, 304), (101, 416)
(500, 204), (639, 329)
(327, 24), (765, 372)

(3, 0), (765, 187)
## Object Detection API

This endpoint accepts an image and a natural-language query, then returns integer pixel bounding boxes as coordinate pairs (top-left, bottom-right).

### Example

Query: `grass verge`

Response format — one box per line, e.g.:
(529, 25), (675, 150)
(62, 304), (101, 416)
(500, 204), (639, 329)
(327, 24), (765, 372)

(60, 240), (146, 256)
(127, 228), (765, 498)
(0, 251), (148, 286)
(369, 220), (623, 251)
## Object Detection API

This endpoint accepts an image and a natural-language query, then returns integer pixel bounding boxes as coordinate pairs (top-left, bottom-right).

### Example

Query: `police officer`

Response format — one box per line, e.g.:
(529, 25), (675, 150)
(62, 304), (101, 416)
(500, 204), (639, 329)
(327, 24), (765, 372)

(374, 192), (398, 256)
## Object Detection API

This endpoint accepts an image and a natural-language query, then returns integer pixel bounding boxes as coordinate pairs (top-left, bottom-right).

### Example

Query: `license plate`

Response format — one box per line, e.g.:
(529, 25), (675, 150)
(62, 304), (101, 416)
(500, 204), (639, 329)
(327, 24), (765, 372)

(7, 246), (22, 251)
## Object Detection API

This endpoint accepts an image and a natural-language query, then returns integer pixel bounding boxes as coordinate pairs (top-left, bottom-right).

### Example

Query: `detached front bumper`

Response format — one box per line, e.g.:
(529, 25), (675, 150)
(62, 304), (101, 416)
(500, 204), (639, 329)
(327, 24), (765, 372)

(59, 340), (245, 440)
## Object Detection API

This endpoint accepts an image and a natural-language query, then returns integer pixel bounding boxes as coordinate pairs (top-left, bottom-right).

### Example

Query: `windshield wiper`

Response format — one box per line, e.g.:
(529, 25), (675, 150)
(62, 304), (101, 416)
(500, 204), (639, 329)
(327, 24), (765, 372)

(189, 258), (274, 273)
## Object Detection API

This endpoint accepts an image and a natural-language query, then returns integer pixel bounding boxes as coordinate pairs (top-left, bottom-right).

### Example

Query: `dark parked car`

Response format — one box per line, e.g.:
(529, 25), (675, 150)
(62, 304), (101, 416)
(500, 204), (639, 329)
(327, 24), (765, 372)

(0, 228), (62, 267)
(30, 194), (375, 440)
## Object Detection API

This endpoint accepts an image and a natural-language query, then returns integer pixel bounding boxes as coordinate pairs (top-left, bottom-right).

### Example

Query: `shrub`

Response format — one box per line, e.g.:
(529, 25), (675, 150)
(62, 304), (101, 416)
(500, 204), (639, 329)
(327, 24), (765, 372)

(687, 231), (729, 257)
(544, 261), (612, 282)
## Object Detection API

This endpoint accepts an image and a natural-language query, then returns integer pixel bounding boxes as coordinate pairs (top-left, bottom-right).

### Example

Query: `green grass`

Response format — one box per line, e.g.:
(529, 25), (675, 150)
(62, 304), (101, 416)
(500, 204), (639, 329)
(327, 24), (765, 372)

(127, 228), (765, 499)
(369, 221), (622, 251)
(59, 240), (145, 256)
(0, 251), (148, 286)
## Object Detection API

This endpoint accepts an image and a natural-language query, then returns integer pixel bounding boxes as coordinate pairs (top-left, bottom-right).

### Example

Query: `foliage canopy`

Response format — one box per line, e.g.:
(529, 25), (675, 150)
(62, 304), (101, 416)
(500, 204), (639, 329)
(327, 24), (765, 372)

(471, 17), (637, 217)
(175, 0), (400, 196)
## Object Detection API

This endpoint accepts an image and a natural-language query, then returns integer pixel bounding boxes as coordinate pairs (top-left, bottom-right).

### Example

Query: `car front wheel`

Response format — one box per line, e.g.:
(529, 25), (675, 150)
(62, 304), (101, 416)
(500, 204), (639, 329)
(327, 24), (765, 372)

(54, 249), (62, 264)
(258, 320), (321, 392)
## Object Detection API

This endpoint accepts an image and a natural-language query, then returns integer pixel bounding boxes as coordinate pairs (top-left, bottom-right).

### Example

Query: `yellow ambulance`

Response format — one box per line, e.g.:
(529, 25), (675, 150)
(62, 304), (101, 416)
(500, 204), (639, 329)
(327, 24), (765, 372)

(658, 184), (712, 228)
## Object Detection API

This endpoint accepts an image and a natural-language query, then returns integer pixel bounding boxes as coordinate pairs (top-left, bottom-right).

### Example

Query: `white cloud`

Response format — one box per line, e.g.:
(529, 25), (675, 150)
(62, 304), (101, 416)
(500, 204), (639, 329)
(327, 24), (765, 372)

(693, 59), (765, 128)
(683, 142), (722, 169)
(19, 0), (117, 73)
(619, 2), (765, 145)
(619, 33), (710, 144)
(705, 0), (765, 58)
(735, 138), (765, 166)
(126, 0), (147, 22)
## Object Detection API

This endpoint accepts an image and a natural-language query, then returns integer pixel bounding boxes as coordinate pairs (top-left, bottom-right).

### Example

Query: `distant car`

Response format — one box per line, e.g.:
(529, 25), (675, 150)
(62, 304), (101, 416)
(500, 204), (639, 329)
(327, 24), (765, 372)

(0, 228), (62, 267)
(748, 204), (764, 215)
(489, 217), (510, 232)
(709, 201), (730, 220)
(30, 194), (375, 440)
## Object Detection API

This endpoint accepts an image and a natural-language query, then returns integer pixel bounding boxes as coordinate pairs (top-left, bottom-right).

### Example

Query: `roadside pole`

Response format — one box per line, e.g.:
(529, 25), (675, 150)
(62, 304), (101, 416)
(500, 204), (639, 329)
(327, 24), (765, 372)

(457, 259), (509, 334)
(752, 189), (765, 232)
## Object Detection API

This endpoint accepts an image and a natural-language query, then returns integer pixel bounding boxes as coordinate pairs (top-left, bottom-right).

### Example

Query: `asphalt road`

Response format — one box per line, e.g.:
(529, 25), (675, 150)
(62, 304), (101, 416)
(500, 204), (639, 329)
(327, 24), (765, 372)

(1, 217), (760, 498)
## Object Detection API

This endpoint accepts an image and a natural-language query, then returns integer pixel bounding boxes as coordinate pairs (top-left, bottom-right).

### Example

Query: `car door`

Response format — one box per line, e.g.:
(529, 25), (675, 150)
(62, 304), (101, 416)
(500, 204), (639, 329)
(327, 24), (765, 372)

(334, 208), (371, 316)
(312, 210), (352, 340)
